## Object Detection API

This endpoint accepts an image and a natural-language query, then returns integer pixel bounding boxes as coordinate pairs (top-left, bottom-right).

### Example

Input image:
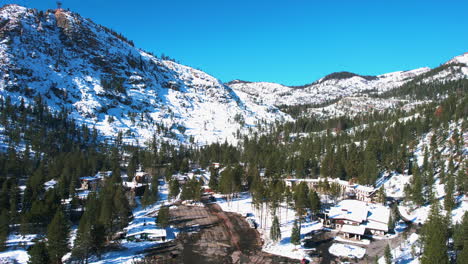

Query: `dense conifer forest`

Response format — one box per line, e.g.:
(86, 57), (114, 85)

(1, 77), (466, 262)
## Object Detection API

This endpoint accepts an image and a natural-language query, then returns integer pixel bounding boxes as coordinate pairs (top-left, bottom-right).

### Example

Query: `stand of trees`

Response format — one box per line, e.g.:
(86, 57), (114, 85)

(0, 71), (466, 264)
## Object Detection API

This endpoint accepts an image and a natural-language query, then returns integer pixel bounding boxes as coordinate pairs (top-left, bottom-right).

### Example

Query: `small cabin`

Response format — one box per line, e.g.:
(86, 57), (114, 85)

(126, 229), (167, 242)
(79, 176), (101, 190)
(134, 171), (149, 184)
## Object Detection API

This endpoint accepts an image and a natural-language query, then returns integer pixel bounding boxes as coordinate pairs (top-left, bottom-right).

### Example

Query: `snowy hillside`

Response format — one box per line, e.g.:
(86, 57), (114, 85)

(229, 68), (431, 107)
(229, 53), (468, 108)
(0, 5), (288, 146)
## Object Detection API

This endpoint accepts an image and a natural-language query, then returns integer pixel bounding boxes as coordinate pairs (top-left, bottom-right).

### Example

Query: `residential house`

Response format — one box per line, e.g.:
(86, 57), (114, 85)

(325, 199), (390, 240)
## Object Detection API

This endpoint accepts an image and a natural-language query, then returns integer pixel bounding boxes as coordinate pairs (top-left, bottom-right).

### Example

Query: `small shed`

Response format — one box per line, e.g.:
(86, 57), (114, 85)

(126, 228), (167, 242)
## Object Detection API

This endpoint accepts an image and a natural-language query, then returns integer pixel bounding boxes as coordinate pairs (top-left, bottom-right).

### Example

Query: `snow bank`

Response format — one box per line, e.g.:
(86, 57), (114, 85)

(378, 233), (421, 264)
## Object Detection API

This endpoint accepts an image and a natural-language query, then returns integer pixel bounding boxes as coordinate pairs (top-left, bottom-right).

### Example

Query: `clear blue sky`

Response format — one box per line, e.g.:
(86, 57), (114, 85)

(6, 0), (468, 85)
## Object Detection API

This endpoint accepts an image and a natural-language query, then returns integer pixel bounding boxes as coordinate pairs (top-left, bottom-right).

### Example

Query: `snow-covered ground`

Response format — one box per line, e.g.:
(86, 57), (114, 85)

(382, 172), (412, 199)
(328, 243), (366, 259)
(378, 233), (421, 264)
(0, 234), (36, 264)
(215, 192), (322, 260)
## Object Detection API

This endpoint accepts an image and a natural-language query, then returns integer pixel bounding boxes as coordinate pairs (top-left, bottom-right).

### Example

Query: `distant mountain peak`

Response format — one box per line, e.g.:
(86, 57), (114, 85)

(226, 79), (252, 85)
(318, 71), (379, 83)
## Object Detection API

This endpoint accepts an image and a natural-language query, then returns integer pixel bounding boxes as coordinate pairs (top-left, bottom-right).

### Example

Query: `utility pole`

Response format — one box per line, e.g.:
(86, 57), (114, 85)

(56, 1), (62, 10)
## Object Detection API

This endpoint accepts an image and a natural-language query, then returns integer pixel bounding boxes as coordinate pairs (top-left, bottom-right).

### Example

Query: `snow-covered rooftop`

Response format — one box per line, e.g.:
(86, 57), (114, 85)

(328, 200), (369, 223)
(329, 200), (391, 233)
(79, 176), (100, 181)
(367, 203), (390, 225)
(43, 179), (57, 190)
(341, 224), (366, 235)
(127, 228), (166, 238)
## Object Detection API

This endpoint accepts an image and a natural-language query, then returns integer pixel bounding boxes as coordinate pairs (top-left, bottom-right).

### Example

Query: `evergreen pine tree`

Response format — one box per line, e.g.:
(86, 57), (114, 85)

(72, 196), (105, 264)
(388, 214), (395, 233)
(293, 182), (309, 221)
(0, 209), (9, 251)
(309, 190), (321, 220)
(208, 167), (219, 191)
(0, 182), (9, 212)
(113, 187), (131, 232)
(362, 150), (378, 185)
(141, 186), (153, 208)
(376, 187), (386, 204)
(47, 209), (70, 264)
(99, 187), (114, 238)
(459, 244), (468, 264)
(270, 215), (281, 242)
(455, 212), (468, 264)
(444, 174), (456, 212)
(290, 220), (300, 246)
(455, 165), (467, 194)
(127, 155), (137, 181)
(409, 166), (424, 206)
(421, 203), (449, 264)
(169, 179), (180, 200)
(9, 184), (19, 223)
(156, 206), (170, 228)
(72, 213), (93, 263)
(27, 241), (50, 264)
(384, 244), (392, 264)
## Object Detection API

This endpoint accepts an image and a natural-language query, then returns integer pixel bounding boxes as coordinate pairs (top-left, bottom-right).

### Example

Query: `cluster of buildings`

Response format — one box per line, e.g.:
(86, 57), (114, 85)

(284, 177), (376, 202)
(78, 170), (153, 198)
(284, 177), (391, 243)
(172, 169), (210, 186)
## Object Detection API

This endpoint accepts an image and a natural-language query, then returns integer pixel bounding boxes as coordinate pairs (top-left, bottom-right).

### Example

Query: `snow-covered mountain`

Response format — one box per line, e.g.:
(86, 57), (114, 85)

(0, 4), (288, 146)
(228, 54), (468, 107)
(0, 4), (466, 146)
